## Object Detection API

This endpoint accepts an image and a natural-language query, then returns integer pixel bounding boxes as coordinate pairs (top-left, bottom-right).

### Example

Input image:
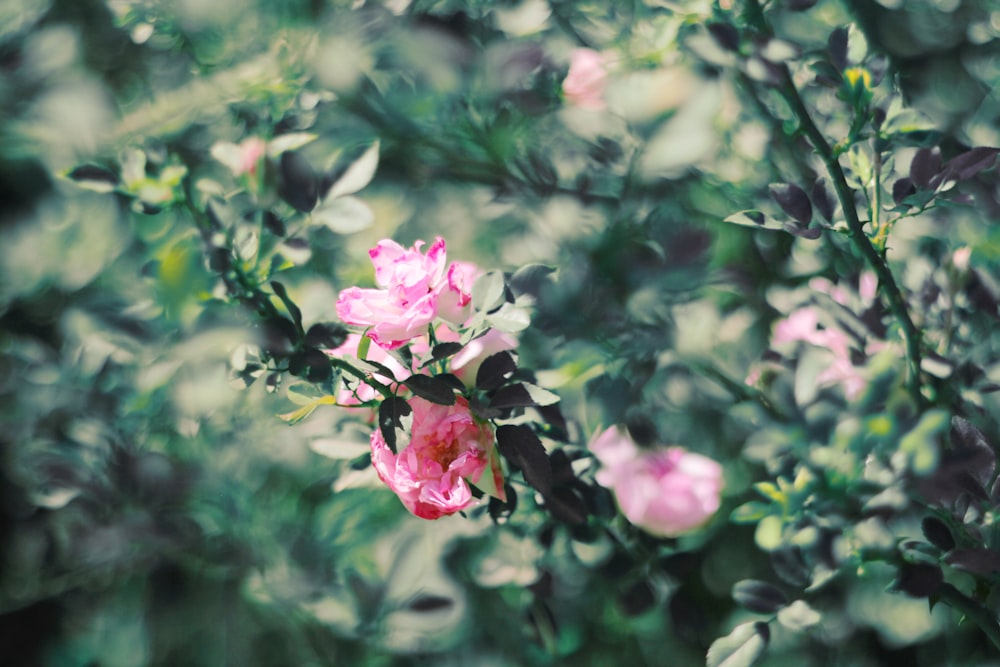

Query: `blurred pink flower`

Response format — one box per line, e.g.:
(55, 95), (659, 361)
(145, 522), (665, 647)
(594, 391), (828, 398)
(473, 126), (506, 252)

(324, 333), (410, 405)
(772, 306), (866, 400)
(336, 238), (474, 349)
(371, 396), (504, 519)
(590, 427), (723, 537)
(563, 48), (608, 111)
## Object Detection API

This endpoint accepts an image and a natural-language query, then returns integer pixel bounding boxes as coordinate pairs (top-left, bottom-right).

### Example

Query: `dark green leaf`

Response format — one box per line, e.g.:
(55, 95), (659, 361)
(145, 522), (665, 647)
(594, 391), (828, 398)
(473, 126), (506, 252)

(431, 342), (464, 361)
(943, 147), (999, 182)
(732, 580), (788, 614)
(407, 594), (454, 612)
(496, 424), (552, 495)
(768, 183), (812, 225)
(619, 579), (656, 617)
(476, 351), (517, 391)
(304, 322), (348, 349)
(378, 397), (411, 454)
(278, 150), (319, 212)
(403, 374), (457, 405)
(810, 179), (836, 222)
(910, 147), (942, 189)
(271, 281), (303, 329)
(489, 383), (560, 410)
(921, 517), (955, 552)
(892, 177), (916, 205)
(828, 27), (848, 71)
(545, 486), (588, 524)
(723, 210), (784, 232)
(508, 263), (556, 298)
(892, 563), (943, 598)
(67, 164), (118, 187)
(706, 621), (770, 667)
(707, 22), (740, 52)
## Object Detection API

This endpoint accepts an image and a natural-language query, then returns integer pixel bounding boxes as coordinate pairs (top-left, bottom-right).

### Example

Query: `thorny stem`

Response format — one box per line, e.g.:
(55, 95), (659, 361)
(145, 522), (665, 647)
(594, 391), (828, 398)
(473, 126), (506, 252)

(742, 0), (923, 406)
(774, 67), (923, 406)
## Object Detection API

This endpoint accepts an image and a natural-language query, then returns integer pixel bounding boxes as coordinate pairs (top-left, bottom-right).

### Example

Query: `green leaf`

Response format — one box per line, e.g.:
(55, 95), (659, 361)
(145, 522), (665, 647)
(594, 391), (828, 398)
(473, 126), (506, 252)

(472, 271), (506, 311)
(326, 140), (380, 200)
(378, 396), (412, 454)
(312, 196), (374, 234)
(287, 381), (324, 406)
(723, 210), (785, 232)
(403, 374), (457, 405)
(496, 424), (552, 496)
(278, 394), (337, 424)
(732, 580), (787, 614)
(776, 600), (821, 631)
(489, 383), (560, 409)
(271, 280), (303, 328)
(706, 622), (769, 667)
(476, 351), (518, 391)
(487, 303), (531, 333)
(730, 501), (771, 524)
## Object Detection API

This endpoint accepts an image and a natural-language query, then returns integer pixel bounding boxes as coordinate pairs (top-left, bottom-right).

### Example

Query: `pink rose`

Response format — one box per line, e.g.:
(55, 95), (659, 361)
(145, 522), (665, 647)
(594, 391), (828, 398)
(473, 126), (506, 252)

(370, 396), (505, 519)
(324, 333), (410, 405)
(563, 48), (608, 111)
(336, 238), (474, 350)
(590, 426), (723, 537)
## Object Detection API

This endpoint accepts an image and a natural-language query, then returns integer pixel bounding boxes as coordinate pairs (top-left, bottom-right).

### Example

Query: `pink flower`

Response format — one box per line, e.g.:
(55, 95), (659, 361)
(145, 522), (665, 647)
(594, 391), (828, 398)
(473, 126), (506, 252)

(371, 396), (505, 519)
(590, 427), (723, 537)
(324, 333), (410, 405)
(772, 306), (867, 400)
(336, 238), (474, 349)
(563, 48), (608, 111)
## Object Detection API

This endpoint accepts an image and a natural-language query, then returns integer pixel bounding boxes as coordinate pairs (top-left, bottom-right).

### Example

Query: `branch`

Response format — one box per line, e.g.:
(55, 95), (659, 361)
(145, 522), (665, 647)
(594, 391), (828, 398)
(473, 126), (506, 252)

(742, 0), (923, 405)
(938, 583), (1000, 653)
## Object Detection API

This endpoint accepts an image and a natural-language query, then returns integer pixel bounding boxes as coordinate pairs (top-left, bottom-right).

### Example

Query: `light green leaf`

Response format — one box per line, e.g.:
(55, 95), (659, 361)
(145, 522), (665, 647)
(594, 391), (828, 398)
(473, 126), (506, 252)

(706, 622), (770, 667)
(777, 600), (821, 631)
(487, 303), (531, 333)
(266, 132), (318, 157)
(723, 210), (785, 232)
(472, 271), (506, 312)
(326, 140), (380, 200)
(312, 195), (374, 234)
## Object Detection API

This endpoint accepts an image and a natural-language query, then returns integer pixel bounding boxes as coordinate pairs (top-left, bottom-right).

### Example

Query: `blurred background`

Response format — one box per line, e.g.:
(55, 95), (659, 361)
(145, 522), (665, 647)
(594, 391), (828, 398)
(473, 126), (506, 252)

(2, 0), (1000, 665)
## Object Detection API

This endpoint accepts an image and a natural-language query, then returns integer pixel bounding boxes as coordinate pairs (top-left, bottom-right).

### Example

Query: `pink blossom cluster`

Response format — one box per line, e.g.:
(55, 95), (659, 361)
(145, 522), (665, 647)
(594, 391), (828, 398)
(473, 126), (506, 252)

(333, 238), (515, 519)
(371, 396), (505, 519)
(336, 238), (476, 349)
(590, 426), (723, 537)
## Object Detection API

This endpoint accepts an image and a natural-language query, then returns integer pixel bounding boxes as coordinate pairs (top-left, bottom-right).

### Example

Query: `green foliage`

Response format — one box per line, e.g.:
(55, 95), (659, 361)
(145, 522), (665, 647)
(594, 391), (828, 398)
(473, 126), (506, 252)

(4, 0), (1000, 665)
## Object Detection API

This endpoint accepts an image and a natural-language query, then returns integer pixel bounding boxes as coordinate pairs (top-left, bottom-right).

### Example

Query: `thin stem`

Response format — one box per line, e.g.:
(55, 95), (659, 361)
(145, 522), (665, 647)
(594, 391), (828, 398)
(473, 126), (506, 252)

(938, 583), (1000, 653)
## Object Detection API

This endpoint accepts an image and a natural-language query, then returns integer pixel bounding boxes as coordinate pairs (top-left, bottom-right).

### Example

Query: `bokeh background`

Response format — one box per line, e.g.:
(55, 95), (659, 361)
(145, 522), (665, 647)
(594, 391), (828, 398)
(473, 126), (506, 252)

(3, 0), (1000, 665)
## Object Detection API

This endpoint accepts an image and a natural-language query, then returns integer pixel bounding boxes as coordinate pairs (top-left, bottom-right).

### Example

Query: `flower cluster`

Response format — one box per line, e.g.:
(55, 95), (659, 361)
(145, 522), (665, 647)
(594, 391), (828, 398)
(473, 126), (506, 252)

(336, 238), (476, 349)
(334, 238), (513, 519)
